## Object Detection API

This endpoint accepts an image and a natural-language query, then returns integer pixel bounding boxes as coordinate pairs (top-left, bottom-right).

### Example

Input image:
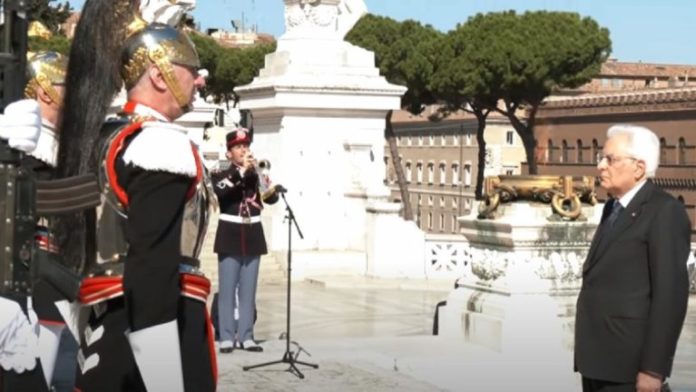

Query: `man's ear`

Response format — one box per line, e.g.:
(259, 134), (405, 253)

(635, 160), (647, 180)
(225, 150), (233, 160)
(148, 65), (168, 92)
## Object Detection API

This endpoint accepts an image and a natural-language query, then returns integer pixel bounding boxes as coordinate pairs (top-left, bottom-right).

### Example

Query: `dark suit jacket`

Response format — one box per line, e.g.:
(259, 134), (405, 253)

(575, 180), (691, 383)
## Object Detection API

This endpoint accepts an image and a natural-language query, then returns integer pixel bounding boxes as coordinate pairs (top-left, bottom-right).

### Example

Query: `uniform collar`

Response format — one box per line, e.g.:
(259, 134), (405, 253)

(122, 101), (169, 122)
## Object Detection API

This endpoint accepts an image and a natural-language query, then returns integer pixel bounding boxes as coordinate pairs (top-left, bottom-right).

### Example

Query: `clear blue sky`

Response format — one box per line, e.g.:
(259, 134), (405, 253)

(68, 0), (696, 65)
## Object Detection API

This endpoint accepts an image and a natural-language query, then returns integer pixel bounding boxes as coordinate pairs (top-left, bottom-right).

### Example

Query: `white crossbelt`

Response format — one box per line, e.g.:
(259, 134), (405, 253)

(219, 213), (261, 224)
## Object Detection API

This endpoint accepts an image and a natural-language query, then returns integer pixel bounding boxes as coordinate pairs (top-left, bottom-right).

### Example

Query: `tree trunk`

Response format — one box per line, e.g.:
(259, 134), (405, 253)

(473, 110), (489, 199)
(501, 107), (538, 175)
(385, 110), (413, 221)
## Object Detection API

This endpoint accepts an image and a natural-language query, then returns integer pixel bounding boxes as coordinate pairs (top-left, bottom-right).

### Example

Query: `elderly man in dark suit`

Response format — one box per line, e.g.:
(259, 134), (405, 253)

(575, 124), (691, 392)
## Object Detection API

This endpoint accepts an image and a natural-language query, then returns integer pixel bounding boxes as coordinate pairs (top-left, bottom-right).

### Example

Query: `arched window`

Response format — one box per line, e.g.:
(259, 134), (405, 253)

(660, 138), (667, 164)
(592, 139), (599, 164)
(439, 214), (445, 231)
(439, 163), (447, 185)
(405, 162), (412, 184)
(577, 139), (584, 163)
(452, 163), (460, 186)
(679, 137), (687, 164)
(547, 139), (555, 162)
(427, 162), (435, 184)
(463, 163), (472, 187)
(561, 140), (569, 163)
(416, 162), (423, 183)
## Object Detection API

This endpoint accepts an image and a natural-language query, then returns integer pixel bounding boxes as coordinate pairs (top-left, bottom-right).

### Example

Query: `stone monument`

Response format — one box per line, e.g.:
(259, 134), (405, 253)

(235, 1), (424, 278)
(437, 175), (603, 355)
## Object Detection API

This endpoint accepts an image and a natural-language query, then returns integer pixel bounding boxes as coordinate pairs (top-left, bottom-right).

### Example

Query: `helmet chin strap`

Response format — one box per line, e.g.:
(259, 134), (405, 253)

(149, 47), (191, 108)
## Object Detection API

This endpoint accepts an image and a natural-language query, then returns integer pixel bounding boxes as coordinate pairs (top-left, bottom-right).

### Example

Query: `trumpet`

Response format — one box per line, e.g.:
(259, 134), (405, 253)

(245, 152), (271, 172)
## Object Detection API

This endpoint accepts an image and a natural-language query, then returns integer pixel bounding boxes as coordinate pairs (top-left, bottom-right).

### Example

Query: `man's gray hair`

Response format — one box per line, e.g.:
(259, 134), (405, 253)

(607, 124), (660, 178)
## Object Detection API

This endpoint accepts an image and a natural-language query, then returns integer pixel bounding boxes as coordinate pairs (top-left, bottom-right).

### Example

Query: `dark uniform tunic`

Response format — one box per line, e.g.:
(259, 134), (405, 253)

(74, 103), (215, 392)
(213, 165), (278, 257)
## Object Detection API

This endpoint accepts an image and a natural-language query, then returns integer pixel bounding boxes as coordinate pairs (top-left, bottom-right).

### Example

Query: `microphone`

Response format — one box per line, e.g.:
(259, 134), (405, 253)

(275, 185), (288, 193)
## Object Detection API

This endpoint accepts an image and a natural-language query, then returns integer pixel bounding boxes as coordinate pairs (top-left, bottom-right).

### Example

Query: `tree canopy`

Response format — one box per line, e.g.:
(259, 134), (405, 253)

(214, 42), (276, 106)
(446, 11), (611, 174)
(27, 0), (72, 33)
(347, 14), (443, 115)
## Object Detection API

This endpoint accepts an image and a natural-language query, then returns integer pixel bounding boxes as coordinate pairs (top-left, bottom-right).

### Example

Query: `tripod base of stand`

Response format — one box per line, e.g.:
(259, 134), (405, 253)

(243, 351), (319, 379)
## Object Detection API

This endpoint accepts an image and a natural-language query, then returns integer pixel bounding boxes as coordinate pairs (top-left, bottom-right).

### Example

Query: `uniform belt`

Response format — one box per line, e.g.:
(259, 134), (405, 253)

(79, 270), (210, 306)
(219, 213), (261, 224)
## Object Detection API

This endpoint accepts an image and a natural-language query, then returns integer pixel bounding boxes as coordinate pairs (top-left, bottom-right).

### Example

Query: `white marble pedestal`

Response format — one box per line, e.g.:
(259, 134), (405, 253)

(437, 202), (603, 354)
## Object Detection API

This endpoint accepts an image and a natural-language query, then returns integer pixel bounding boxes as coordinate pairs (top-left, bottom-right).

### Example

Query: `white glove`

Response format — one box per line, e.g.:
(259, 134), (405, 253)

(0, 297), (38, 373)
(0, 99), (42, 153)
(140, 0), (195, 26)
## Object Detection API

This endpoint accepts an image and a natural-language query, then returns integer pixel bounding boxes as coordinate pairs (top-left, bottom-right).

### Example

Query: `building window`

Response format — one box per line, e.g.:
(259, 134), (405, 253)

(453, 134), (459, 146)
(452, 215), (458, 232)
(419, 136), (424, 146)
(416, 162), (423, 183)
(405, 162), (412, 184)
(439, 163), (446, 185)
(427, 213), (433, 230)
(429, 135), (434, 146)
(427, 163), (434, 184)
(505, 169), (514, 175)
(592, 139), (599, 164)
(440, 197), (445, 208)
(464, 163), (472, 187)
(577, 139), (584, 163)
(452, 164), (460, 186)
(464, 198), (472, 210)
(441, 135), (447, 146)
(417, 194), (422, 206)
(407, 137), (412, 146)
(679, 137), (687, 164)
(428, 195), (433, 206)
(452, 197), (458, 209)
(547, 139), (554, 162)
(561, 140), (569, 163)
(506, 131), (514, 145)
(466, 131), (472, 146)
(439, 214), (445, 231)
(660, 138), (667, 164)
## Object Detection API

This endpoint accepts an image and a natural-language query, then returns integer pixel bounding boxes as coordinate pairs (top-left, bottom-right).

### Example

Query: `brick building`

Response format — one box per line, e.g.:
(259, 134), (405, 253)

(534, 87), (696, 234)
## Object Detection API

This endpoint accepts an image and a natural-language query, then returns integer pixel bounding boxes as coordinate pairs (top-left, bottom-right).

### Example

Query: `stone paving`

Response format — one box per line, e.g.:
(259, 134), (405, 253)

(216, 279), (696, 392)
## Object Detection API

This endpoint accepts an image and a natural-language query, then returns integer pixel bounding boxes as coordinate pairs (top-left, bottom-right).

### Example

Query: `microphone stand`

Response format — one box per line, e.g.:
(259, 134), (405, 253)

(243, 191), (318, 379)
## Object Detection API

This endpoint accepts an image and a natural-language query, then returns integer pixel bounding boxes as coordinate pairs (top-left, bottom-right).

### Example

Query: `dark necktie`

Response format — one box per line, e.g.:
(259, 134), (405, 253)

(605, 200), (624, 227)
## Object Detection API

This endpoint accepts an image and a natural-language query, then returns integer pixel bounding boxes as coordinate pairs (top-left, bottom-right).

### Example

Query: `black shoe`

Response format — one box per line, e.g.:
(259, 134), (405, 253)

(219, 341), (235, 354)
(240, 339), (263, 352)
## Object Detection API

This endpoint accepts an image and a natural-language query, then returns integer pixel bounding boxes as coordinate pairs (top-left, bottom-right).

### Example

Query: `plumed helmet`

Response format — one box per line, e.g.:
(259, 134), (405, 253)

(24, 51), (68, 103)
(121, 23), (200, 107)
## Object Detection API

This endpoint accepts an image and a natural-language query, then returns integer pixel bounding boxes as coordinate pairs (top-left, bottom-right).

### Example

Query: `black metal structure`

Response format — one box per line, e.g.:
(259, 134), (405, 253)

(242, 191), (319, 379)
